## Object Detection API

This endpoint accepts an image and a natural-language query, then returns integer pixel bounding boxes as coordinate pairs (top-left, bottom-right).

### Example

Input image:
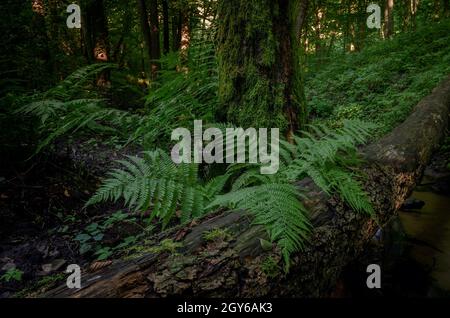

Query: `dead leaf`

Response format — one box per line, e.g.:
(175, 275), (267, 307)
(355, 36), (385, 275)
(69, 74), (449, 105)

(89, 260), (112, 272)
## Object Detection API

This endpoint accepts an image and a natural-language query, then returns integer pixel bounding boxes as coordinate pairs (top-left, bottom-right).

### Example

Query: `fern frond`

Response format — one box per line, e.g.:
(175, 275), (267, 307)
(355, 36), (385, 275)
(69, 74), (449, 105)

(86, 149), (226, 227)
(208, 183), (311, 270)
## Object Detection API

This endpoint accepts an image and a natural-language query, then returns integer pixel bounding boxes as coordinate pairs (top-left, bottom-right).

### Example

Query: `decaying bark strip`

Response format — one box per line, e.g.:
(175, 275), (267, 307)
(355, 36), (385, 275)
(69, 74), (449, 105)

(44, 76), (450, 298)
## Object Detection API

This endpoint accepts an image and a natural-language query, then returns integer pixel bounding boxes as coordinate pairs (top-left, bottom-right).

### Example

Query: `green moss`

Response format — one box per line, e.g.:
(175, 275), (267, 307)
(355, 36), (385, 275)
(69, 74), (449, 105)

(13, 273), (65, 298)
(149, 239), (183, 254)
(203, 228), (232, 242)
(260, 256), (281, 278)
(217, 0), (306, 131)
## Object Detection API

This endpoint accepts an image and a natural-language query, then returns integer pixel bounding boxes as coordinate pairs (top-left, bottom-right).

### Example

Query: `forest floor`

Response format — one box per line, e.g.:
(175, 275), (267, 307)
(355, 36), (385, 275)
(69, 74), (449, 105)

(0, 144), (149, 297)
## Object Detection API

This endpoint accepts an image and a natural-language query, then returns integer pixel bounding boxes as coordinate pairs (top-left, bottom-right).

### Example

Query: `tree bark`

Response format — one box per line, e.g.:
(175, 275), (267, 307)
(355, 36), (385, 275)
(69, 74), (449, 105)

(384, 0), (395, 38)
(172, 11), (182, 52)
(444, 0), (450, 16)
(137, 0), (153, 78)
(179, 11), (191, 62)
(162, 0), (170, 54)
(217, 0), (308, 138)
(149, 0), (161, 77)
(30, 0), (54, 82)
(83, 0), (110, 86)
(314, 1), (323, 55)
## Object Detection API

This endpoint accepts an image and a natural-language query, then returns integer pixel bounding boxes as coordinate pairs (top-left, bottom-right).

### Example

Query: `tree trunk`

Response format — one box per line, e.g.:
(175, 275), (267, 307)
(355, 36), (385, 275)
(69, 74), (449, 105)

(43, 76), (450, 298)
(172, 11), (182, 51)
(30, 0), (54, 83)
(137, 0), (153, 78)
(217, 0), (308, 138)
(179, 11), (191, 62)
(353, 0), (367, 52)
(314, 1), (323, 55)
(83, 0), (110, 86)
(149, 0), (161, 77)
(384, 0), (395, 38)
(162, 0), (170, 54)
(112, 10), (132, 67)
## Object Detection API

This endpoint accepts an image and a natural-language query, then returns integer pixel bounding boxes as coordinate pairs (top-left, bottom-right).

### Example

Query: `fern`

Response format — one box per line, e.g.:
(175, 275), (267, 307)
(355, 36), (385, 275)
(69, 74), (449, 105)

(209, 119), (376, 268)
(16, 98), (141, 154)
(43, 63), (117, 100)
(207, 183), (311, 269)
(129, 33), (218, 146)
(86, 149), (229, 228)
(15, 64), (144, 154)
(88, 120), (376, 269)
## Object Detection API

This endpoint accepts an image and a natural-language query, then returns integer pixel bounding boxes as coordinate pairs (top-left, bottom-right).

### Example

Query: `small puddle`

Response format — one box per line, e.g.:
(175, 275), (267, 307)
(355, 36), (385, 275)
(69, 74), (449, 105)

(399, 190), (450, 292)
(338, 147), (450, 297)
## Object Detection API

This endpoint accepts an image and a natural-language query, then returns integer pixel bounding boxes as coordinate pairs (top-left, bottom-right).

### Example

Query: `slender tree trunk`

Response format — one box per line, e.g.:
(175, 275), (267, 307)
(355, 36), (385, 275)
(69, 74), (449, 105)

(30, 0), (54, 83)
(217, 0), (308, 137)
(314, 1), (323, 56)
(353, 0), (367, 52)
(162, 0), (170, 54)
(383, 0), (395, 38)
(137, 0), (153, 78)
(444, 0), (450, 16)
(172, 11), (182, 51)
(112, 10), (132, 67)
(83, 0), (110, 86)
(180, 11), (191, 63)
(149, 0), (161, 77)
(343, 0), (351, 52)
(410, 0), (418, 29)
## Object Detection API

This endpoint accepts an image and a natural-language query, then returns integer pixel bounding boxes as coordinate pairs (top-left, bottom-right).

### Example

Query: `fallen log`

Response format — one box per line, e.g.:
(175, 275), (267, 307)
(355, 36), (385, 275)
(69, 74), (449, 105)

(44, 76), (450, 298)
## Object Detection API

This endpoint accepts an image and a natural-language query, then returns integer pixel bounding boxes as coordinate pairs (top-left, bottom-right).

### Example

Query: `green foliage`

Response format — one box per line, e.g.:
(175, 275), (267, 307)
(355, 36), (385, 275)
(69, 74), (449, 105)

(1, 268), (24, 283)
(41, 63), (117, 100)
(306, 20), (450, 136)
(74, 211), (140, 260)
(88, 120), (376, 270)
(208, 119), (376, 269)
(15, 36), (220, 153)
(209, 182), (311, 269)
(15, 64), (142, 154)
(130, 34), (218, 147)
(16, 98), (139, 154)
(86, 149), (230, 227)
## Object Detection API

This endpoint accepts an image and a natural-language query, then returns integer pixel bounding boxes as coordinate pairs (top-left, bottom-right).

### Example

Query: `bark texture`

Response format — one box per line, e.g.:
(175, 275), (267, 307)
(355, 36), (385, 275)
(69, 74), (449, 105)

(43, 76), (450, 298)
(216, 0), (308, 136)
(82, 0), (110, 85)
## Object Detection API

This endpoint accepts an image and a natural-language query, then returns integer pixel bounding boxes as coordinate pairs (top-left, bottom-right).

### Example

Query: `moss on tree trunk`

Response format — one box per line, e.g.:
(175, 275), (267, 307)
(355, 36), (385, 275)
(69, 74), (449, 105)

(217, 0), (308, 136)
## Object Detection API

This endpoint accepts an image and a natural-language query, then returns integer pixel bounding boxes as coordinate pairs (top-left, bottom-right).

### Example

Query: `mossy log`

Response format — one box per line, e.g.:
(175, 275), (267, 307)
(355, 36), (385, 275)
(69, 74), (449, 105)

(44, 76), (450, 298)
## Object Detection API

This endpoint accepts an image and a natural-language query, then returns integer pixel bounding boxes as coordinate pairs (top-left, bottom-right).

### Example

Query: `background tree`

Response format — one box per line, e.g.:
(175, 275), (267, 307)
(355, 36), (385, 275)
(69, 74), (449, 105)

(82, 0), (111, 86)
(383, 0), (395, 38)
